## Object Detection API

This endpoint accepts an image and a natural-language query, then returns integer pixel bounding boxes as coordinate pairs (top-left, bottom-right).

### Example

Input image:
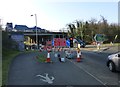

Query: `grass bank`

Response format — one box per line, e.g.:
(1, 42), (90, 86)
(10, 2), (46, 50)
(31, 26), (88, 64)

(36, 53), (46, 62)
(102, 43), (120, 47)
(2, 49), (21, 86)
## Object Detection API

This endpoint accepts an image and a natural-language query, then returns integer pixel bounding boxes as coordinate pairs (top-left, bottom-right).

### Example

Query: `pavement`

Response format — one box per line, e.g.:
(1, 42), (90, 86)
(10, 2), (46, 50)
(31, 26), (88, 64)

(80, 45), (119, 54)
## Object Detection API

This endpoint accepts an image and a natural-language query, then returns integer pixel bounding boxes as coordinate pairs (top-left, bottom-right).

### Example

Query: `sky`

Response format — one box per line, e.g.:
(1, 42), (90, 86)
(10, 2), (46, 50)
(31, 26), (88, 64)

(0, 0), (119, 32)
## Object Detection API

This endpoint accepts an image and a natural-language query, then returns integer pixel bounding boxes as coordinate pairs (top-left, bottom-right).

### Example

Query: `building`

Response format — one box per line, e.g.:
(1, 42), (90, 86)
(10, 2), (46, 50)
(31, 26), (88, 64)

(14, 25), (48, 33)
(5, 22), (13, 32)
(11, 33), (24, 51)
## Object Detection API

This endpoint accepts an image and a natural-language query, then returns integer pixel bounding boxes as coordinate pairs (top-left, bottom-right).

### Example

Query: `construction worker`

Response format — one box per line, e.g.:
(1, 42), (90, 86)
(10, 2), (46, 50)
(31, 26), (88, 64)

(77, 48), (80, 53)
(58, 53), (61, 62)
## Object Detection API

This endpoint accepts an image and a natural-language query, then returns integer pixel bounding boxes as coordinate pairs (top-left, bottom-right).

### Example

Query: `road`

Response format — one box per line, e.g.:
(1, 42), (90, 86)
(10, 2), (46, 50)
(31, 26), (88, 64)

(69, 50), (120, 85)
(7, 48), (120, 86)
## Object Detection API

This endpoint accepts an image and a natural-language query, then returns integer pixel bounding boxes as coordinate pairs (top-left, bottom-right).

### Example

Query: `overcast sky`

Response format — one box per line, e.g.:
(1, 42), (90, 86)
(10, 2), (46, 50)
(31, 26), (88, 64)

(0, 0), (119, 31)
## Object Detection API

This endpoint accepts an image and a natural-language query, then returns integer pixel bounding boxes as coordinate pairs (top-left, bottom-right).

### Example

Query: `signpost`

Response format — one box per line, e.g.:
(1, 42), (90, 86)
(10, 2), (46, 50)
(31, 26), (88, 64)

(94, 34), (106, 42)
(113, 35), (118, 43)
(94, 34), (106, 50)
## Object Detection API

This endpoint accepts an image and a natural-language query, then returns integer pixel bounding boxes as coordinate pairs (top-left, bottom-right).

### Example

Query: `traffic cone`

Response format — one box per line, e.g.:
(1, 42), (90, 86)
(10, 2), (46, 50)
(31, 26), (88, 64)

(46, 51), (51, 63)
(77, 50), (81, 62)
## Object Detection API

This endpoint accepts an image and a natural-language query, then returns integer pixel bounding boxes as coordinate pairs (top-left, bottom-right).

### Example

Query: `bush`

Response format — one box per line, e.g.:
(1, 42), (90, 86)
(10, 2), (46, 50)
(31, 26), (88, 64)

(2, 31), (18, 50)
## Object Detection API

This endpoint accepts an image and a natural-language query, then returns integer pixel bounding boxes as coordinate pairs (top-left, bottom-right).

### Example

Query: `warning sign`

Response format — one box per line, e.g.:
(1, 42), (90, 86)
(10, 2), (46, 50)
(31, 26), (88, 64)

(53, 38), (66, 47)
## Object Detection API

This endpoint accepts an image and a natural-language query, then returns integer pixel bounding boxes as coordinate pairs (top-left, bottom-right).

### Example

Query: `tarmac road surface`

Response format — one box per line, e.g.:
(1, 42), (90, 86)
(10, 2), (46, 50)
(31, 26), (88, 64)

(7, 51), (106, 86)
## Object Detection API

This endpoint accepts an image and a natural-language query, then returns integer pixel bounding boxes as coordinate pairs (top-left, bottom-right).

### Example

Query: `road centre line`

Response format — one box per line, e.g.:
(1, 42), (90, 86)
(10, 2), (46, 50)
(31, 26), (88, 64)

(67, 59), (108, 87)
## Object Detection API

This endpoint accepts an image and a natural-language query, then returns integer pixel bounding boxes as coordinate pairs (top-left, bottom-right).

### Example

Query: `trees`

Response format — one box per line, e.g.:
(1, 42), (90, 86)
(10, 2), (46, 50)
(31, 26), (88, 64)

(67, 23), (76, 38)
(2, 31), (18, 51)
(66, 16), (119, 44)
(66, 20), (85, 40)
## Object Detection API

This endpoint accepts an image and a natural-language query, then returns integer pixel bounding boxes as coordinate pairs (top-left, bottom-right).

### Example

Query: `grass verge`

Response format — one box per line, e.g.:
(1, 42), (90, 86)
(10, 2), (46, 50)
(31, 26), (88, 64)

(102, 43), (120, 47)
(2, 49), (38, 86)
(36, 53), (46, 63)
(2, 49), (21, 86)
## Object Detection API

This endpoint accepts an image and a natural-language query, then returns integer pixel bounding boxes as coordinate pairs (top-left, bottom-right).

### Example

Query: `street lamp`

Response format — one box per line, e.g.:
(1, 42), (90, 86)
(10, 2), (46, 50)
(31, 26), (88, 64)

(31, 14), (38, 49)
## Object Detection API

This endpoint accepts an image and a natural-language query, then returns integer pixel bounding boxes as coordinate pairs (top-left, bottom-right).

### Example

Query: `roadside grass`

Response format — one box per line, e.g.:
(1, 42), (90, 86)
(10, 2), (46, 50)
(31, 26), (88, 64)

(102, 43), (120, 47)
(2, 49), (21, 86)
(2, 49), (38, 86)
(80, 43), (120, 51)
(112, 43), (120, 46)
(36, 53), (46, 63)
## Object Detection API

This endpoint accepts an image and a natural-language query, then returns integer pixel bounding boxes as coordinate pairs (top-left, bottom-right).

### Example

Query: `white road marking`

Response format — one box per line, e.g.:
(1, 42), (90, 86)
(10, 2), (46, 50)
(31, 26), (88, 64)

(67, 59), (108, 87)
(36, 73), (55, 84)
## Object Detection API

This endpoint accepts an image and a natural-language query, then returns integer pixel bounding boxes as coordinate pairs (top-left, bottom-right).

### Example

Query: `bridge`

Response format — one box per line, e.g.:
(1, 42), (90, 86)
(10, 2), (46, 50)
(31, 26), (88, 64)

(10, 31), (67, 39)
(9, 31), (67, 51)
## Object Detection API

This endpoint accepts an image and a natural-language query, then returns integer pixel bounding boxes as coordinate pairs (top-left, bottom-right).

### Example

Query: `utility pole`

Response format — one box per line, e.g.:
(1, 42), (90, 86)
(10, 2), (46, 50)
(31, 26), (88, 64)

(31, 14), (38, 49)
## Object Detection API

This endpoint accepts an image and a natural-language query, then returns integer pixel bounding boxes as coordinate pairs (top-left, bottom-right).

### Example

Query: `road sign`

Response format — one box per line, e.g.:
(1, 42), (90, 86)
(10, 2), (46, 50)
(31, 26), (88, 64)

(60, 38), (66, 46)
(52, 40), (54, 46)
(66, 39), (70, 47)
(54, 38), (59, 46)
(94, 34), (106, 42)
(115, 35), (118, 40)
(53, 38), (66, 47)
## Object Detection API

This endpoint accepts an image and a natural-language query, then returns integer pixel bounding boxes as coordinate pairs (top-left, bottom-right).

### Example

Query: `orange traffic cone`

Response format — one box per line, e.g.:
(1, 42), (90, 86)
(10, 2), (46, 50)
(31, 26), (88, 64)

(77, 50), (81, 62)
(46, 51), (51, 63)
